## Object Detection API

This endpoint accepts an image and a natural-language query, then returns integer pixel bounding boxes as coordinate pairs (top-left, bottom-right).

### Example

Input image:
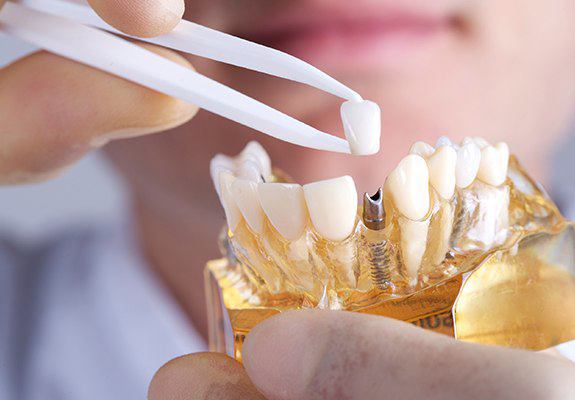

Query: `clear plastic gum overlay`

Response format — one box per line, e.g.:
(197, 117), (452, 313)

(208, 141), (575, 351)
(217, 152), (562, 296)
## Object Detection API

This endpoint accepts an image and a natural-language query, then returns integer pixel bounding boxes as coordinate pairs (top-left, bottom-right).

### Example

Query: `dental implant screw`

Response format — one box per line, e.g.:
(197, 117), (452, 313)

(362, 188), (392, 289)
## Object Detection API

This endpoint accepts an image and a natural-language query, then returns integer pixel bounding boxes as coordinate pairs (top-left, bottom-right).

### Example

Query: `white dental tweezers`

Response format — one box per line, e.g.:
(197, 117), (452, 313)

(0, 0), (364, 153)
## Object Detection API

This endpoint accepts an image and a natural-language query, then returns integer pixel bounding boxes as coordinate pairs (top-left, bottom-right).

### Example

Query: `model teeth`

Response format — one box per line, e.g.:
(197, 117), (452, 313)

(387, 155), (430, 221)
(210, 141), (272, 202)
(473, 136), (490, 149)
(258, 183), (308, 240)
(341, 100), (381, 156)
(432, 202), (454, 266)
(303, 176), (358, 241)
(477, 142), (509, 186)
(211, 135), (518, 295)
(409, 141), (435, 158)
(210, 154), (235, 197)
(238, 159), (264, 182)
(435, 136), (454, 149)
(239, 141), (272, 180)
(218, 171), (242, 231)
(455, 139), (481, 188)
(232, 179), (265, 234)
(427, 146), (457, 200)
(399, 217), (429, 282)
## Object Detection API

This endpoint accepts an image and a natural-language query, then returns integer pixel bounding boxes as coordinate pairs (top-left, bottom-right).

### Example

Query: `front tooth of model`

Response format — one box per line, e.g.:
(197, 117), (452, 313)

(409, 141), (435, 158)
(232, 179), (265, 233)
(210, 154), (235, 197)
(303, 176), (358, 241)
(239, 141), (272, 180)
(427, 146), (457, 200)
(258, 183), (308, 240)
(238, 159), (264, 182)
(341, 100), (381, 156)
(477, 142), (509, 186)
(218, 171), (242, 231)
(387, 155), (430, 220)
(455, 140), (481, 188)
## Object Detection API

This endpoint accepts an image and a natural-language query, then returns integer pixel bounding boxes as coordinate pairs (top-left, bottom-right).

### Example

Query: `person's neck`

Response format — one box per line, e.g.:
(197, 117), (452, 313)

(133, 194), (223, 340)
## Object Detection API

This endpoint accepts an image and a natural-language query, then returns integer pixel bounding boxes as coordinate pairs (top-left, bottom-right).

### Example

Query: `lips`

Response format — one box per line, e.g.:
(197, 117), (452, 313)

(233, 2), (458, 70)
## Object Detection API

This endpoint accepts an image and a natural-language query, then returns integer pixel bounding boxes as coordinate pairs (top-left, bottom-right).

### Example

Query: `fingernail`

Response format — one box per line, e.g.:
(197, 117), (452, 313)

(89, 104), (196, 147)
(89, 125), (164, 147)
(242, 312), (327, 399)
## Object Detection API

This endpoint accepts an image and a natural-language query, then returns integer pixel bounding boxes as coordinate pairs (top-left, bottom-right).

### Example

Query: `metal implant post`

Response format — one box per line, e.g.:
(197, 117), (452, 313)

(363, 188), (385, 230)
(361, 188), (392, 290)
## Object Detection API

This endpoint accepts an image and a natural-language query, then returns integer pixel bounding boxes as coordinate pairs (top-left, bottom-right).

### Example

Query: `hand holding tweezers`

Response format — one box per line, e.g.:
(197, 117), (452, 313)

(0, 0), (379, 154)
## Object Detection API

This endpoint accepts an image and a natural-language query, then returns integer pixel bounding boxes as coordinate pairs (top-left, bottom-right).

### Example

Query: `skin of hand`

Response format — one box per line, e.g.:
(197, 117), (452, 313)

(0, 0), (195, 184)
(149, 311), (575, 400)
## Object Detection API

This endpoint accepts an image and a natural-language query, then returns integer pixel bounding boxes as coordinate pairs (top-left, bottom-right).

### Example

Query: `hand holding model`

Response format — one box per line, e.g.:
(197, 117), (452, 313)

(2, 1), (575, 399)
(0, 0), (197, 184)
(149, 311), (575, 400)
(150, 137), (575, 399)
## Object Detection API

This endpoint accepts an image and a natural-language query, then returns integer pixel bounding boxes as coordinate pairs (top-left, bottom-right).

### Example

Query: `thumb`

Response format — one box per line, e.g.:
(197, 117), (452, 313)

(242, 310), (575, 400)
(87, 0), (185, 38)
(148, 353), (266, 400)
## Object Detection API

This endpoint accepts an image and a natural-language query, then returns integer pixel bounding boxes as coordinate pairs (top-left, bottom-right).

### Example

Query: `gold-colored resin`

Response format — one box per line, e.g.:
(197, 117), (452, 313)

(205, 156), (575, 360)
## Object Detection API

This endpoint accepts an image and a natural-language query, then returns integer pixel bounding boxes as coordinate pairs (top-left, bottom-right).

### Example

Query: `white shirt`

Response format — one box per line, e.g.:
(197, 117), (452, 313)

(0, 223), (206, 400)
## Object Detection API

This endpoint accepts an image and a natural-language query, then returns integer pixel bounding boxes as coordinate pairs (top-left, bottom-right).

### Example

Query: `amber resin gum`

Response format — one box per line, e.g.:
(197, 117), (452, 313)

(205, 155), (575, 361)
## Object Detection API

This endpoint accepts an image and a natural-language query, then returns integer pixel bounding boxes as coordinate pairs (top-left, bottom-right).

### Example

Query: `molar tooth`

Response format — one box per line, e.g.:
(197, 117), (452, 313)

(258, 183), (308, 240)
(387, 155), (430, 221)
(455, 140), (481, 188)
(218, 171), (242, 231)
(435, 136), (454, 148)
(232, 179), (265, 234)
(427, 146), (457, 200)
(210, 154), (235, 197)
(238, 159), (263, 182)
(472, 136), (490, 149)
(409, 141), (435, 158)
(303, 176), (358, 241)
(477, 142), (509, 186)
(341, 100), (381, 156)
(240, 141), (272, 180)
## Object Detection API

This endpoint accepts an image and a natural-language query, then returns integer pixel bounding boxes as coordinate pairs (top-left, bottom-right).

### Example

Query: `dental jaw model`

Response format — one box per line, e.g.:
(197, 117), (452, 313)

(206, 138), (575, 360)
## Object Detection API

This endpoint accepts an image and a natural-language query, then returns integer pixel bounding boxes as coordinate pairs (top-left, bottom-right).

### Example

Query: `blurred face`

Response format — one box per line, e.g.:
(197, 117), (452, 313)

(107, 0), (575, 217)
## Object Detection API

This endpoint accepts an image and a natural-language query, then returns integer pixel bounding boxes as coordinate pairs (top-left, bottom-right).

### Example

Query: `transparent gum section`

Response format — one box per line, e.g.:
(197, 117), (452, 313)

(205, 156), (575, 360)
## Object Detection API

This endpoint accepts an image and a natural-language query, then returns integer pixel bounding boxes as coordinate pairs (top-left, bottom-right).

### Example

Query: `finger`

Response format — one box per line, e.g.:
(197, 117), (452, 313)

(148, 352), (266, 400)
(243, 311), (575, 400)
(0, 0), (5, 11)
(87, 0), (184, 38)
(0, 44), (197, 184)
